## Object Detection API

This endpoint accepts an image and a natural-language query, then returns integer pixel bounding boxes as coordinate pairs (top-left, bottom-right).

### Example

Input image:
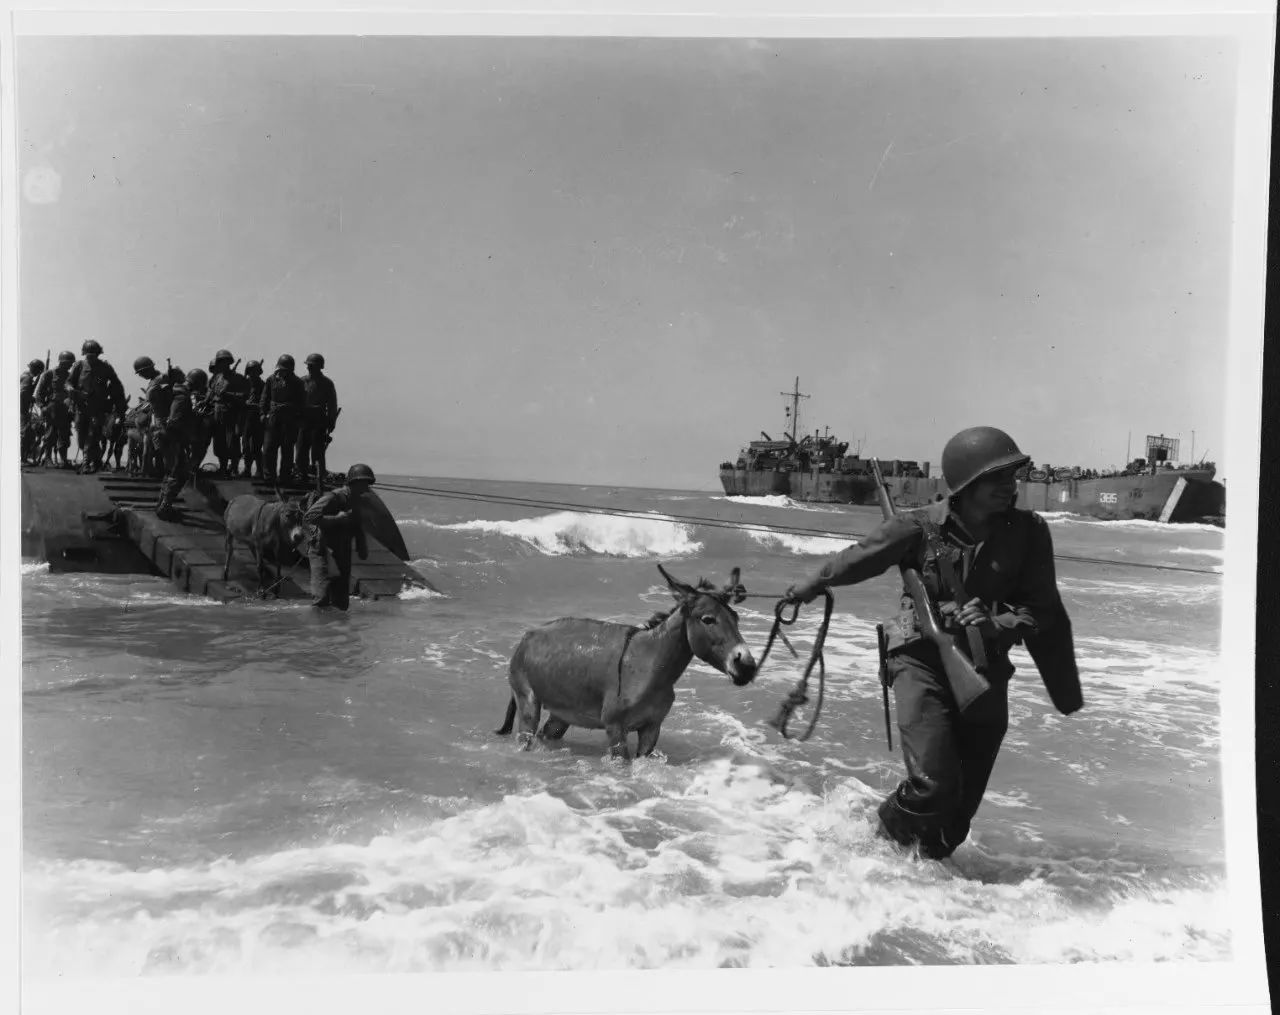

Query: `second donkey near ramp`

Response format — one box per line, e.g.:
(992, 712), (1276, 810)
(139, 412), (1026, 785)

(222, 492), (309, 597)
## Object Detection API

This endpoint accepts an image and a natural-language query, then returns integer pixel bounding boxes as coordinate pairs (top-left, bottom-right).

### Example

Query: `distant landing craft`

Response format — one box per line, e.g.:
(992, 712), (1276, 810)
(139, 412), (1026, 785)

(718, 381), (1224, 525)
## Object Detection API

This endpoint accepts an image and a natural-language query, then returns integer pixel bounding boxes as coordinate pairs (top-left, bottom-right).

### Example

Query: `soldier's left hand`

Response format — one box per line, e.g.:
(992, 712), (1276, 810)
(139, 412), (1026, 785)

(784, 581), (821, 606)
(954, 597), (993, 628)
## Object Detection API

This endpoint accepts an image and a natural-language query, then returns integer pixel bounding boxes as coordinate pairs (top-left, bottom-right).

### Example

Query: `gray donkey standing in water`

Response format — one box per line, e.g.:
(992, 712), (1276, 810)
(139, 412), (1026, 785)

(496, 564), (758, 759)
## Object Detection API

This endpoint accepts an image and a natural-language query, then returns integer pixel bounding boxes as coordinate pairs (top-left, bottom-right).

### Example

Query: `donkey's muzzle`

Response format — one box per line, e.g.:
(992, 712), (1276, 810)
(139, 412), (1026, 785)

(729, 646), (758, 686)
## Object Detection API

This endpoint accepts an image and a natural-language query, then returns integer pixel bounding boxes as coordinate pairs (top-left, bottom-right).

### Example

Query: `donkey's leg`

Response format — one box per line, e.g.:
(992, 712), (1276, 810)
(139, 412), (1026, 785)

(604, 722), (631, 761)
(539, 716), (571, 741)
(635, 721), (664, 757)
(515, 693), (542, 751)
(254, 548), (269, 599)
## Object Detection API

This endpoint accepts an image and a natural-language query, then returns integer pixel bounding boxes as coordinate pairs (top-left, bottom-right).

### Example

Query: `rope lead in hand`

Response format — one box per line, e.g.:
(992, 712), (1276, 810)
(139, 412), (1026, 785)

(765, 588), (834, 742)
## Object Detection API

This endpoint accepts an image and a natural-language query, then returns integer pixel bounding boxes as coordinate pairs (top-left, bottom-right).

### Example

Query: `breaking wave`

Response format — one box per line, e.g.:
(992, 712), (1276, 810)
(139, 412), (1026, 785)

(397, 584), (447, 602)
(717, 495), (848, 513)
(1040, 514), (1225, 535)
(430, 512), (702, 558)
(745, 528), (853, 556)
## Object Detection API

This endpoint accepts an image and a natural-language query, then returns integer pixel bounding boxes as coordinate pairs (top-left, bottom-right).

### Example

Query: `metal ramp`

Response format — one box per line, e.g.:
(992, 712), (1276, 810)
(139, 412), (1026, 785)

(83, 472), (435, 603)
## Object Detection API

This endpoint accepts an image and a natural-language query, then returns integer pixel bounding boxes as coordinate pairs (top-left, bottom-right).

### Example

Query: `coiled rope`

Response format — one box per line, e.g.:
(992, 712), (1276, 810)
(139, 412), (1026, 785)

(759, 590), (834, 742)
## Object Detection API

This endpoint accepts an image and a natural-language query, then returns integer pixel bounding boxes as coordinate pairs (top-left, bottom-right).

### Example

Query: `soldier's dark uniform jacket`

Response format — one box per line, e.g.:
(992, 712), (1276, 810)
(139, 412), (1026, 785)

(144, 373), (175, 426)
(209, 369), (249, 419)
(303, 487), (368, 555)
(260, 369), (305, 419)
(245, 372), (265, 407)
(68, 356), (127, 415)
(165, 381), (196, 436)
(301, 372), (338, 428)
(804, 497), (1079, 708)
(34, 365), (72, 409)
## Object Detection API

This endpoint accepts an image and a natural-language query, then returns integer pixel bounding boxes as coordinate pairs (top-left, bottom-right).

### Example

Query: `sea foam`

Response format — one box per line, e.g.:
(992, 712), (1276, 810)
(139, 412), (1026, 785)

(22, 760), (1230, 977)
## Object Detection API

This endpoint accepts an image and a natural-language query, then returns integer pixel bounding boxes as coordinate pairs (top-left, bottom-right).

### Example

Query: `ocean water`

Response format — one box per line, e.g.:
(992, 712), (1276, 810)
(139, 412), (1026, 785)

(21, 477), (1230, 976)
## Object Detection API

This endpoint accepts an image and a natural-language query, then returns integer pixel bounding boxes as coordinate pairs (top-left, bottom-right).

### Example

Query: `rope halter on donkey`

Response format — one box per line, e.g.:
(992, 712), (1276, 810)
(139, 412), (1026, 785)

(643, 565), (748, 628)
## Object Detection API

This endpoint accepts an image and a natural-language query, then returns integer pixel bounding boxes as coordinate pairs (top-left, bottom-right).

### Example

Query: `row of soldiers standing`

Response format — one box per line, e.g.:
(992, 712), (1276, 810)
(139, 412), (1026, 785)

(19, 343), (340, 521)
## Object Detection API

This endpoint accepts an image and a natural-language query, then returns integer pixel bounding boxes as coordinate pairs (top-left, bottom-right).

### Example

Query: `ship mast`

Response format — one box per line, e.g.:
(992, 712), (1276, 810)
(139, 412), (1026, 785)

(781, 376), (809, 442)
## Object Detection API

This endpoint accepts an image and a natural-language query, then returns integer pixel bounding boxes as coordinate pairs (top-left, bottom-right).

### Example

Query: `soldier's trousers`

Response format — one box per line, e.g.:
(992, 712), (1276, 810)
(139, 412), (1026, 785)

(155, 432), (190, 510)
(42, 406), (72, 461)
(212, 411), (242, 471)
(261, 415), (297, 482)
(242, 410), (263, 477)
(189, 421), (213, 474)
(75, 409), (107, 469)
(20, 415), (37, 462)
(876, 646), (1010, 860)
(307, 534), (352, 610)
(295, 421), (328, 479)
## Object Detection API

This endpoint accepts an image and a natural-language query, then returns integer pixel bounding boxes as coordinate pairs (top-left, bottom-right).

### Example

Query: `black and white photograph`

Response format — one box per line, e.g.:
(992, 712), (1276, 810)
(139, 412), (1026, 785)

(5, 2), (1271, 1013)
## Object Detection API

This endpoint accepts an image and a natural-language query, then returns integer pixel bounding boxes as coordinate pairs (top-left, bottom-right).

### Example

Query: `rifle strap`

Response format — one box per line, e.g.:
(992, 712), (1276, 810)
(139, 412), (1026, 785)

(918, 517), (963, 599)
(918, 517), (990, 674)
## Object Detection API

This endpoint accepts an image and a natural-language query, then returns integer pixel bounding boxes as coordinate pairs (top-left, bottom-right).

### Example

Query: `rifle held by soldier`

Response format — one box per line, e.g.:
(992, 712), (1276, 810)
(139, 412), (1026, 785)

(870, 458), (990, 712)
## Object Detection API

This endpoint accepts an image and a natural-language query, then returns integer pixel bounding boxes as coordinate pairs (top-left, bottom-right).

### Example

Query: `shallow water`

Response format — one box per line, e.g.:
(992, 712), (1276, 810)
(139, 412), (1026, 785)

(21, 477), (1229, 974)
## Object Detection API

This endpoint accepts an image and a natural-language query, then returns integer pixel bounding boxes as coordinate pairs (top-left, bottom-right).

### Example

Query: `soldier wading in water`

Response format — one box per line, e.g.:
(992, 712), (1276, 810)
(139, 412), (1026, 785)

(785, 427), (1082, 860)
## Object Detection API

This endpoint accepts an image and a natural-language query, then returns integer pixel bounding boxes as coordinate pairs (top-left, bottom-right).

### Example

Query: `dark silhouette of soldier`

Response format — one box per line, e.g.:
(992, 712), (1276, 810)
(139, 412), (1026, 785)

(241, 360), (266, 478)
(67, 339), (127, 474)
(259, 354), (305, 484)
(34, 351), (77, 468)
(134, 356), (173, 482)
(154, 371), (198, 522)
(19, 358), (43, 465)
(208, 349), (249, 478)
(296, 353), (339, 484)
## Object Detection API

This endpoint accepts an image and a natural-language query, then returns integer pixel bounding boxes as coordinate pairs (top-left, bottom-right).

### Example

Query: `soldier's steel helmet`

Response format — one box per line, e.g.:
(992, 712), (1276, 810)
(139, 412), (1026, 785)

(28, 358), (45, 373)
(276, 354), (295, 370)
(244, 359), (263, 375)
(346, 463), (376, 485)
(214, 349), (234, 364)
(58, 350), (76, 364)
(941, 427), (1030, 495)
(82, 339), (103, 355)
(186, 367), (209, 389)
(133, 355), (155, 374)
(305, 353), (325, 368)
(168, 366), (186, 383)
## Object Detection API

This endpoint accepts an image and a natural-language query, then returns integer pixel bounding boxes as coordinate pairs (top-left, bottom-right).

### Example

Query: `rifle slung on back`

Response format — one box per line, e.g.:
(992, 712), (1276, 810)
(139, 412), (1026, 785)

(870, 458), (990, 711)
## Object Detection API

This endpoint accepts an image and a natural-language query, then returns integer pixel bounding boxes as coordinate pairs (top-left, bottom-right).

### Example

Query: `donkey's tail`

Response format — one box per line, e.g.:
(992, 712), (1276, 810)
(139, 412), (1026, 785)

(494, 696), (517, 735)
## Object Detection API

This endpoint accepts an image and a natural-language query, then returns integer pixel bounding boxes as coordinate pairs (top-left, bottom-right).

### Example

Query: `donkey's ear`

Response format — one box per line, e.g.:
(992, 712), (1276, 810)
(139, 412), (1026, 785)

(722, 567), (747, 604)
(657, 562), (695, 598)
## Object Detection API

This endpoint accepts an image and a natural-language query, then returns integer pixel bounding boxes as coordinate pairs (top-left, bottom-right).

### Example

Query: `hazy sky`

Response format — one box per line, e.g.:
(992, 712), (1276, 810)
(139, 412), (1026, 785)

(16, 34), (1238, 489)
